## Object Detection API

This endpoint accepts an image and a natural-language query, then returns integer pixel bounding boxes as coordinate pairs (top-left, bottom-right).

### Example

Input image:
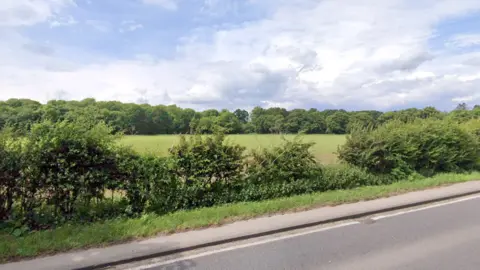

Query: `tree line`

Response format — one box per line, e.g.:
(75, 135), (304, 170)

(0, 98), (479, 135)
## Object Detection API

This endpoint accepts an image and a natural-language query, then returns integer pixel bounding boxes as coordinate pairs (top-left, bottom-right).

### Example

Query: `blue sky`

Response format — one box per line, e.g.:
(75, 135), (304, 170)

(1, 0), (480, 111)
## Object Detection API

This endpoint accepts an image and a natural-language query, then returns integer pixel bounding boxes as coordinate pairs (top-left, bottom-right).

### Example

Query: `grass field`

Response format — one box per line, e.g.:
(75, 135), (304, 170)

(120, 134), (347, 164)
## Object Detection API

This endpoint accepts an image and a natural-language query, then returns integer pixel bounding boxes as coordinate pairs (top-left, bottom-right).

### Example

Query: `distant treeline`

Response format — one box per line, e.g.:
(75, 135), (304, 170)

(0, 98), (479, 135)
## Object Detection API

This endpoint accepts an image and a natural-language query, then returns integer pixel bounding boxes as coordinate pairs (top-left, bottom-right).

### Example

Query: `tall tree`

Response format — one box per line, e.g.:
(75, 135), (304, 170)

(233, 109), (249, 123)
(455, 102), (468, 111)
(347, 112), (375, 132)
(326, 111), (350, 134)
(215, 110), (242, 134)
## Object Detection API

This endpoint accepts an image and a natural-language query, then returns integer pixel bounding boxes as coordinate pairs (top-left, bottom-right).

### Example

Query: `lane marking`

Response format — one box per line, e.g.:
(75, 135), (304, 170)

(372, 194), (480, 221)
(126, 221), (359, 270)
(127, 193), (480, 269)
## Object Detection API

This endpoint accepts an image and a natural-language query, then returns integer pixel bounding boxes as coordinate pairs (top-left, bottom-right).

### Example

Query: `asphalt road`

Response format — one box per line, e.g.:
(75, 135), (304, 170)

(131, 195), (480, 270)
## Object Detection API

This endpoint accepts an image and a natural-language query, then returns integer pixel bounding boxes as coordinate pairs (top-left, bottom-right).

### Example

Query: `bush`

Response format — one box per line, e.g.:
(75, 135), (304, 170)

(0, 130), (23, 221)
(149, 136), (327, 211)
(246, 136), (322, 183)
(168, 134), (246, 185)
(18, 120), (122, 228)
(461, 119), (480, 169)
(322, 165), (396, 190)
(3, 118), (477, 232)
(116, 151), (172, 215)
(461, 119), (480, 138)
(338, 119), (479, 177)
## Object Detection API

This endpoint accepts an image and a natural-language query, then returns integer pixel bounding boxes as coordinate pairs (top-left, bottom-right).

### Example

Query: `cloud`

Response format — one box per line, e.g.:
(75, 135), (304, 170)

(0, 0), (74, 26)
(1, 0), (480, 110)
(49, 15), (77, 27)
(447, 33), (480, 48)
(22, 43), (55, 56)
(119, 20), (143, 33)
(85, 20), (110, 32)
(142, 0), (178, 10)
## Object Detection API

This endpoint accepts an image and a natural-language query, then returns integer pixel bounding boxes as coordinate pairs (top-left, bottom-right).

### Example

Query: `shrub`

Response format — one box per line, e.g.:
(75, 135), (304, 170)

(322, 165), (396, 190)
(168, 134), (246, 185)
(19, 120), (121, 228)
(461, 119), (480, 138)
(461, 119), (480, 169)
(338, 119), (479, 177)
(0, 129), (23, 221)
(246, 136), (322, 183)
(116, 151), (172, 215)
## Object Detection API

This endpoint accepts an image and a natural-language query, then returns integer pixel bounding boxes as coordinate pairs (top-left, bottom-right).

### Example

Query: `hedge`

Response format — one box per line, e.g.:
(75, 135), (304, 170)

(1, 118), (478, 233)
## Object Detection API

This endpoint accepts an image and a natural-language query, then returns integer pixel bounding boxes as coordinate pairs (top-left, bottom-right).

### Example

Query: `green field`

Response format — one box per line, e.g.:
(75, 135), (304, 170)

(120, 134), (347, 164)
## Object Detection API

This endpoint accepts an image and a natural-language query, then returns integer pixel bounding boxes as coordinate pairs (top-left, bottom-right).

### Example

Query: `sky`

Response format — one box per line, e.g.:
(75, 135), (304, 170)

(1, 0), (480, 111)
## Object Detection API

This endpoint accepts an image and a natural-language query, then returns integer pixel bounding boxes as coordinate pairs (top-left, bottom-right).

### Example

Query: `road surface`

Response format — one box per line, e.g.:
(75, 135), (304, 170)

(127, 195), (480, 270)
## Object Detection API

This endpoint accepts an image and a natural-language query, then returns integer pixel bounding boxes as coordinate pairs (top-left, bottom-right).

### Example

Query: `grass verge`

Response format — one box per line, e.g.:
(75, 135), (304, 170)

(1, 171), (480, 263)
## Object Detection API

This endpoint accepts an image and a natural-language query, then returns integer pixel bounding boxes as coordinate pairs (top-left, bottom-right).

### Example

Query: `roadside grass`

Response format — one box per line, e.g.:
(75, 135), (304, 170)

(1, 171), (479, 263)
(119, 134), (346, 164)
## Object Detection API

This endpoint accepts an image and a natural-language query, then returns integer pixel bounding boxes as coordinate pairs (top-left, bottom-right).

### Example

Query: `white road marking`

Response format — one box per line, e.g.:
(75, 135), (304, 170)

(127, 193), (480, 270)
(372, 194), (480, 221)
(127, 221), (359, 270)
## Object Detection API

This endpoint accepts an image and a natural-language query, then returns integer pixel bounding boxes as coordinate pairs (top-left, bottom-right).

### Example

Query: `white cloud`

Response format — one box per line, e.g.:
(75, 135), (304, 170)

(1, 0), (480, 110)
(447, 33), (480, 48)
(85, 20), (110, 32)
(0, 0), (74, 26)
(119, 20), (143, 33)
(142, 0), (178, 10)
(49, 15), (77, 28)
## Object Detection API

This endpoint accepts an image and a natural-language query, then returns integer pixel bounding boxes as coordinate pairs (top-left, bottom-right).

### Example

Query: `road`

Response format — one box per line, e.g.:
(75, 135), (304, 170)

(126, 195), (480, 270)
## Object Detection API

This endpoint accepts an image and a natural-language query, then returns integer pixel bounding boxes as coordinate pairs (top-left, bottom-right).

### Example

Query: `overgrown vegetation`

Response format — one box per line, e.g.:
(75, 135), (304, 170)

(338, 119), (480, 178)
(0, 113), (479, 261)
(2, 171), (480, 262)
(0, 120), (388, 232)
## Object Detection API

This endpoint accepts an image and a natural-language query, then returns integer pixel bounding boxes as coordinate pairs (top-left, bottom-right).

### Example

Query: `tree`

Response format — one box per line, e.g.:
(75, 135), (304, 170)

(202, 109), (220, 118)
(195, 117), (215, 134)
(215, 110), (242, 134)
(396, 108), (421, 123)
(0, 97), (468, 135)
(448, 109), (473, 123)
(251, 106), (267, 133)
(419, 106), (443, 119)
(151, 106), (174, 134)
(284, 109), (308, 133)
(377, 111), (396, 125)
(41, 100), (70, 123)
(268, 114), (285, 134)
(165, 105), (195, 134)
(234, 109), (249, 123)
(123, 104), (152, 134)
(455, 102), (468, 111)
(326, 111), (350, 134)
(472, 105), (480, 118)
(304, 109), (326, 134)
(347, 112), (375, 132)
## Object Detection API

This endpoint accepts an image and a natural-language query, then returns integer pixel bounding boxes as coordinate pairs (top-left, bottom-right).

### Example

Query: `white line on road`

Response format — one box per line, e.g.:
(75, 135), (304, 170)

(127, 194), (480, 270)
(127, 221), (359, 270)
(372, 194), (480, 221)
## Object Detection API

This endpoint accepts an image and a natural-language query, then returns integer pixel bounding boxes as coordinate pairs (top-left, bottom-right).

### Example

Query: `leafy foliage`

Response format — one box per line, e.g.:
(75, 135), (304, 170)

(2, 98), (480, 136)
(322, 165), (396, 190)
(16, 120), (122, 228)
(1, 113), (479, 232)
(0, 129), (23, 221)
(246, 137), (322, 183)
(168, 134), (246, 185)
(338, 119), (480, 177)
(116, 152), (172, 215)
